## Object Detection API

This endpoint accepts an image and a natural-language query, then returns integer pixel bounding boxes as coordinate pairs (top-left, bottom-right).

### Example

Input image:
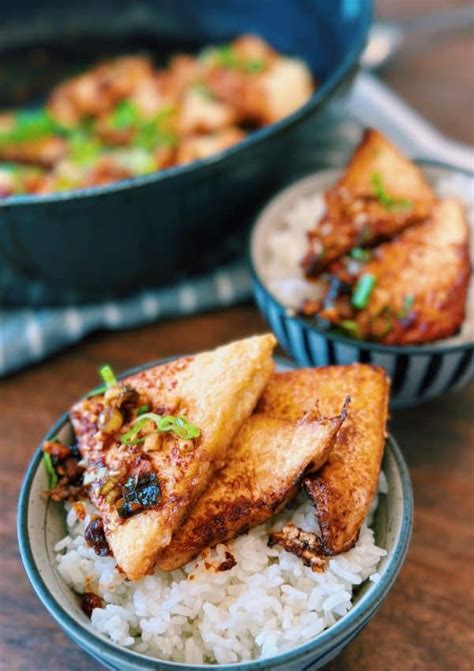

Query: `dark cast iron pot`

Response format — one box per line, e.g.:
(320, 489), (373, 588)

(0, 0), (372, 305)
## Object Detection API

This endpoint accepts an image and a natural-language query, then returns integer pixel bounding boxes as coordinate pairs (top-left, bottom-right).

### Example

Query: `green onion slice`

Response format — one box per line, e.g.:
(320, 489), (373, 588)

(43, 452), (58, 490)
(351, 273), (376, 309)
(0, 108), (65, 146)
(132, 107), (177, 151)
(136, 404), (150, 416)
(338, 320), (361, 339)
(120, 413), (200, 445)
(68, 131), (102, 165)
(110, 100), (141, 129)
(99, 364), (118, 390)
(370, 172), (412, 211)
(349, 247), (373, 262)
(242, 58), (265, 73)
(206, 45), (240, 69)
(398, 294), (415, 318)
(200, 44), (265, 73)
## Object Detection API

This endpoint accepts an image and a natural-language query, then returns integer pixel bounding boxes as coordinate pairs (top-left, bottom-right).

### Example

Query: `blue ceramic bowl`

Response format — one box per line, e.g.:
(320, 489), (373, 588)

(0, 0), (372, 304)
(18, 356), (412, 671)
(250, 162), (474, 409)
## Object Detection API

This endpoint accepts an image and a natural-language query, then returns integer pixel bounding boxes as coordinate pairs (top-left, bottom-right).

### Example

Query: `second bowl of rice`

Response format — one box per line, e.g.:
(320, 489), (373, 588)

(250, 162), (474, 408)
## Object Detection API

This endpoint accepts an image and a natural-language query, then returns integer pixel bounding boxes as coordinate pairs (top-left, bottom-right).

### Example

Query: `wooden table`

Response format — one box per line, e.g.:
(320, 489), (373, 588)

(1, 3), (473, 670)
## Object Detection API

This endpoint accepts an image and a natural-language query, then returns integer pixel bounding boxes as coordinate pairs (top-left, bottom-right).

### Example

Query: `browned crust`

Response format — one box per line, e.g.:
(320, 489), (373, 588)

(304, 370), (390, 555)
(302, 128), (436, 275)
(255, 364), (390, 556)
(268, 523), (327, 571)
(309, 198), (471, 345)
(70, 335), (276, 580)
(157, 404), (347, 571)
(0, 136), (67, 167)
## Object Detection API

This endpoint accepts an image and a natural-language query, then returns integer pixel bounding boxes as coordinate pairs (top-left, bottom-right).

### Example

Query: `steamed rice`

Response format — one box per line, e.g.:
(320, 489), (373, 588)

(55, 473), (388, 664)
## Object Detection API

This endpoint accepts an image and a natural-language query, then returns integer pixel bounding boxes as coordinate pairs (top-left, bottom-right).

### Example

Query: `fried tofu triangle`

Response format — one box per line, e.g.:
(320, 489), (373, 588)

(302, 128), (436, 275)
(70, 334), (276, 580)
(157, 391), (347, 571)
(257, 364), (390, 556)
(348, 198), (470, 344)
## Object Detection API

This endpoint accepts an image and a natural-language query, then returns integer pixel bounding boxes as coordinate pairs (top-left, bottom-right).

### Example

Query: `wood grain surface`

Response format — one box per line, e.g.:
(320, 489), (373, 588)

(1, 2), (473, 670)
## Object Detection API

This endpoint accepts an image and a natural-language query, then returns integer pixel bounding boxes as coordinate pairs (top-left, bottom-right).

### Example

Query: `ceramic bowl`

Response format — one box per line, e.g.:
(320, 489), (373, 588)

(18, 356), (412, 670)
(250, 162), (474, 409)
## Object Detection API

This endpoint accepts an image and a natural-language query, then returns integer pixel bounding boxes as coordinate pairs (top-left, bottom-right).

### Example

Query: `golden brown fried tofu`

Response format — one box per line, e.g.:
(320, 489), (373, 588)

(203, 35), (314, 126)
(175, 127), (245, 165)
(356, 197), (470, 344)
(316, 198), (471, 344)
(157, 395), (346, 571)
(0, 136), (67, 168)
(48, 56), (156, 125)
(257, 365), (389, 556)
(177, 89), (238, 136)
(258, 59), (314, 124)
(70, 334), (276, 580)
(302, 128), (436, 275)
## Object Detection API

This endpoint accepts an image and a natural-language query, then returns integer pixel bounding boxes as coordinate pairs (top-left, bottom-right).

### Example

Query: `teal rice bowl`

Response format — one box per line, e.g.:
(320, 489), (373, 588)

(18, 357), (413, 670)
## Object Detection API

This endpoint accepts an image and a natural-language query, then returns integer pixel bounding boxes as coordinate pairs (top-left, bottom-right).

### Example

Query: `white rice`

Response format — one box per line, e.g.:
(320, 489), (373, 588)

(258, 172), (474, 343)
(55, 472), (388, 664)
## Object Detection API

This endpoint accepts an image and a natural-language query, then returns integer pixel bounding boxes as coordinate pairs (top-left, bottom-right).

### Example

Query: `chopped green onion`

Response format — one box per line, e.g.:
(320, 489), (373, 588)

(99, 364), (117, 390)
(242, 58), (265, 73)
(349, 247), (373, 262)
(371, 172), (412, 211)
(110, 100), (141, 129)
(0, 108), (64, 146)
(200, 44), (264, 73)
(120, 413), (200, 445)
(398, 294), (415, 319)
(69, 131), (102, 165)
(210, 45), (240, 69)
(352, 273), (376, 309)
(136, 404), (150, 416)
(338, 320), (361, 339)
(132, 107), (177, 151)
(43, 452), (58, 490)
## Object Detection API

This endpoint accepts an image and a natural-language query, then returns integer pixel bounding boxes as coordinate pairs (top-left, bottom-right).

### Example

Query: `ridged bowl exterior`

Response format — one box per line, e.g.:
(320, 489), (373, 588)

(253, 281), (473, 409)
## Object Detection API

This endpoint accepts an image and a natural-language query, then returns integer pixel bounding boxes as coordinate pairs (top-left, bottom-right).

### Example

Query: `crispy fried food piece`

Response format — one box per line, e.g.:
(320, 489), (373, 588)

(0, 136), (67, 168)
(258, 58), (314, 124)
(48, 56), (156, 125)
(175, 127), (245, 165)
(257, 365), (390, 556)
(268, 524), (327, 572)
(302, 128), (436, 275)
(157, 397), (347, 570)
(70, 334), (276, 580)
(315, 198), (471, 344)
(177, 89), (238, 136)
(203, 35), (314, 126)
(356, 197), (470, 344)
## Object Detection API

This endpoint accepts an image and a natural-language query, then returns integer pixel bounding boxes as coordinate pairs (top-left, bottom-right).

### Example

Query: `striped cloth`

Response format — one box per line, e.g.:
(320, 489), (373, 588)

(1, 73), (473, 377)
(0, 259), (253, 376)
